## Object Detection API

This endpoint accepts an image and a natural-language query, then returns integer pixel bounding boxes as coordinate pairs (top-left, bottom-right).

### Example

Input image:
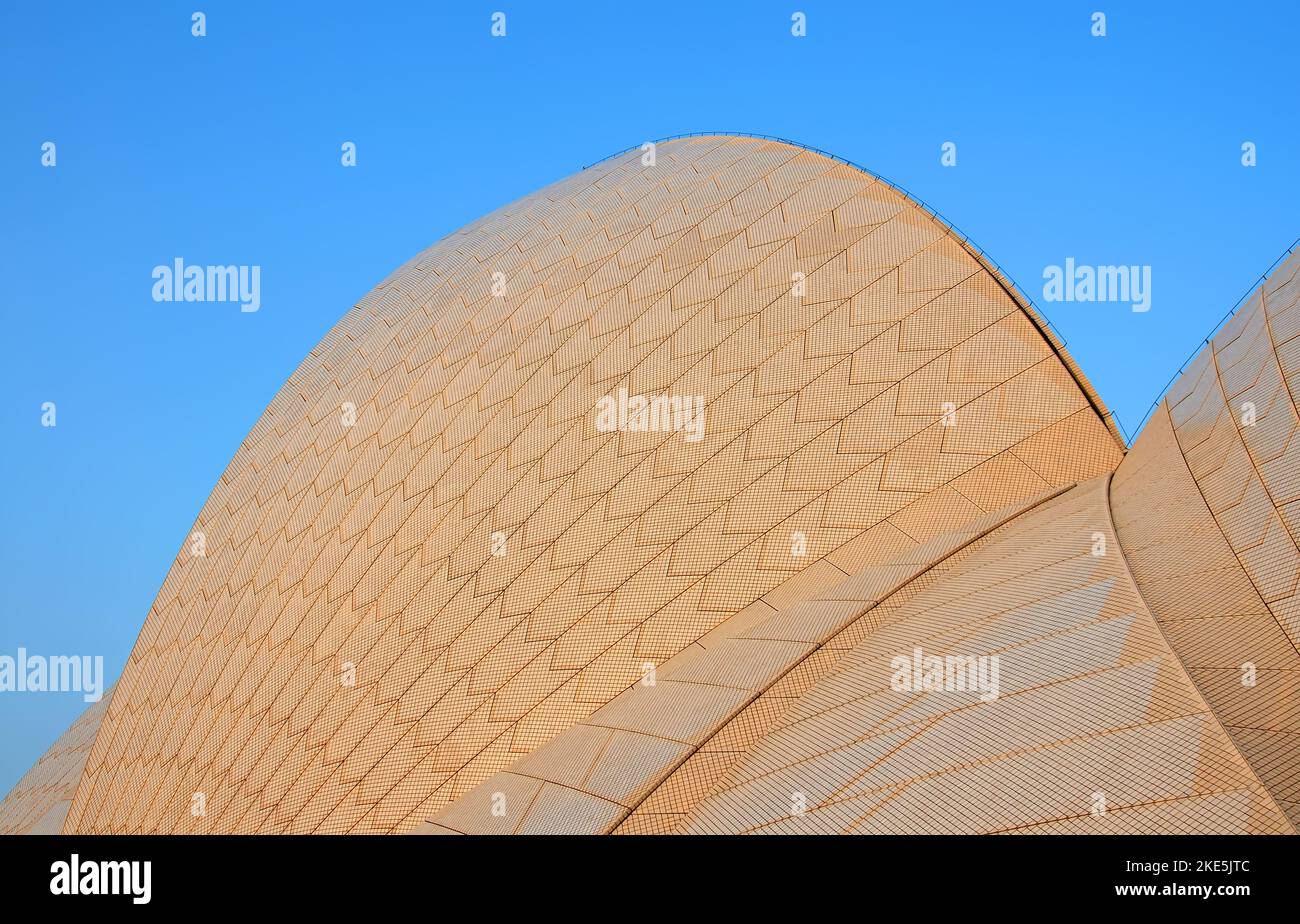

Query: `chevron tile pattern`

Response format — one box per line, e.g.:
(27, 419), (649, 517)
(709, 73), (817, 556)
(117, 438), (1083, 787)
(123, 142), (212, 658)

(13, 137), (1295, 838)
(39, 136), (1122, 834)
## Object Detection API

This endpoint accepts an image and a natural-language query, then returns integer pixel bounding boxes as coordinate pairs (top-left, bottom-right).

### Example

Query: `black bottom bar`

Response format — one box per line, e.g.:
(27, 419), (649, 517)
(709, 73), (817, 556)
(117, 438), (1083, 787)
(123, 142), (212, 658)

(0, 834), (1284, 911)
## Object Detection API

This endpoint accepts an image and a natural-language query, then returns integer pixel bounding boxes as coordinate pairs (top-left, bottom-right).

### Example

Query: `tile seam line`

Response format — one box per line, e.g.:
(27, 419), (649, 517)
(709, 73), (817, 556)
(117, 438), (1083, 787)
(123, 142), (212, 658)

(1102, 468), (1297, 833)
(601, 483), (1075, 835)
(978, 787), (1282, 836)
(690, 520), (1101, 754)
(718, 577), (1151, 800)
(584, 132), (1128, 451)
(431, 488), (1067, 835)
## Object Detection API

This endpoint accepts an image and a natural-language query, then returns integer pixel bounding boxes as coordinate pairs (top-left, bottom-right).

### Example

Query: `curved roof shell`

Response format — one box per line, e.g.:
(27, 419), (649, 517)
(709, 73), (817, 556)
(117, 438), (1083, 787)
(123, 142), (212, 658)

(46, 135), (1122, 834)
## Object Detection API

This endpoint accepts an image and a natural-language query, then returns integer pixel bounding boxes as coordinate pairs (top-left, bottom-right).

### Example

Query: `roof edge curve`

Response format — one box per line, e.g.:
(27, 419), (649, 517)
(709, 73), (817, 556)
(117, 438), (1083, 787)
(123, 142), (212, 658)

(587, 132), (1128, 451)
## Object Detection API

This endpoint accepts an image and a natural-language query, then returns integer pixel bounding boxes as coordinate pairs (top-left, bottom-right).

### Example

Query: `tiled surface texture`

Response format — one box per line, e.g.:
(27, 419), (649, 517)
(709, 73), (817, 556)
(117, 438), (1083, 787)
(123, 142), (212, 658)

(664, 476), (1291, 834)
(416, 488), (1069, 833)
(0, 688), (112, 835)
(11, 138), (1294, 837)
(1111, 251), (1300, 825)
(428, 475), (1293, 834)
(417, 254), (1300, 836)
(51, 136), (1122, 833)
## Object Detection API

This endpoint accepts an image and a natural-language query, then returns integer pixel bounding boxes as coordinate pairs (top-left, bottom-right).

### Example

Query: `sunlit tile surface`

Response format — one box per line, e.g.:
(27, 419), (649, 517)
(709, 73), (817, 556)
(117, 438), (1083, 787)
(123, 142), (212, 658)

(10, 138), (1295, 835)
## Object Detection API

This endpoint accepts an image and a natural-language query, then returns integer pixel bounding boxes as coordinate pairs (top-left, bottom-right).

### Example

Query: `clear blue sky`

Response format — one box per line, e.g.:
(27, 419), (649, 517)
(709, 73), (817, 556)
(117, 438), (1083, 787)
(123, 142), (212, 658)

(1, 1), (1297, 797)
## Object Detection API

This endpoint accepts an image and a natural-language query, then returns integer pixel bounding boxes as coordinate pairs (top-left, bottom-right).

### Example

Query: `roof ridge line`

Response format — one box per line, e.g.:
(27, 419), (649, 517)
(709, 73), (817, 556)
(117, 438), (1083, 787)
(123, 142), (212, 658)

(584, 132), (1129, 451)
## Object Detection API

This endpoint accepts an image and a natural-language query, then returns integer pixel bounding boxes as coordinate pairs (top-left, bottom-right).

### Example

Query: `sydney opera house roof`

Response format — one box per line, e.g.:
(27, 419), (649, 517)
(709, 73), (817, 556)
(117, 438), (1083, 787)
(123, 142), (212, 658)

(3, 134), (1296, 835)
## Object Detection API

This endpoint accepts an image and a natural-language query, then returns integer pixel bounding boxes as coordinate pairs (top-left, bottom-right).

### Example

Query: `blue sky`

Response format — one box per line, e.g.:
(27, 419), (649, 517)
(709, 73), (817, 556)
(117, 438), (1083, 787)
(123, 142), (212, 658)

(1, 0), (1296, 797)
